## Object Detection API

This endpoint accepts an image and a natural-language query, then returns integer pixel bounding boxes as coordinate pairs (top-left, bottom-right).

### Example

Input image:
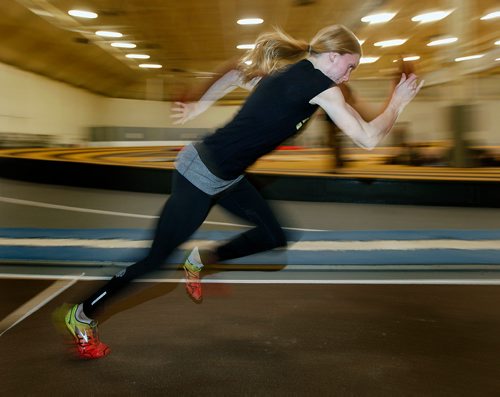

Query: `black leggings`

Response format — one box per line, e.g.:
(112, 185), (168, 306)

(82, 171), (287, 316)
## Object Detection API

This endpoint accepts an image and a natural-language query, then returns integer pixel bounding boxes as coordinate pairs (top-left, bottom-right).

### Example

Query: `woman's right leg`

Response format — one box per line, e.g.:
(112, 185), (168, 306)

(81, 171), (214, 317)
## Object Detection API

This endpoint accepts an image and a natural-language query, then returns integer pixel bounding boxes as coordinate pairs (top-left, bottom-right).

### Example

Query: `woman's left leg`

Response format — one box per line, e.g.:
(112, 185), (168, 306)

(81, 171), (214, 316)
(63, 172), (214, 359)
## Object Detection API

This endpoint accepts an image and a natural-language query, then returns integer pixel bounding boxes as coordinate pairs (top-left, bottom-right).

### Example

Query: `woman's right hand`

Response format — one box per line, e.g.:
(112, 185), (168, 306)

(171, 102), (198, 125)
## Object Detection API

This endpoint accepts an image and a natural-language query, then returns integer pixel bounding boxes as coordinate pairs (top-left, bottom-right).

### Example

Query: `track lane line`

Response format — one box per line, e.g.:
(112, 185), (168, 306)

(0, 273), (84, 337)
(1, 273), (500, 285)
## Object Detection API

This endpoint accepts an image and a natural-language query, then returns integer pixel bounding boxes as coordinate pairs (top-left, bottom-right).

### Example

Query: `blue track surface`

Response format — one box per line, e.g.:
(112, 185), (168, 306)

(1, 228), (499, 267)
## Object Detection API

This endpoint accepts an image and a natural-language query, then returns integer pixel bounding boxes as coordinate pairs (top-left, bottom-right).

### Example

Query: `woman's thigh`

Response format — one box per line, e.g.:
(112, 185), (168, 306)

(216, 177), (282, 231)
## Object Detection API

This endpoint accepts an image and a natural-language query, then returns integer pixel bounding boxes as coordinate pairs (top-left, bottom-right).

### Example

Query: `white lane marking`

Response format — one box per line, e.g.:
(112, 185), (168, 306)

(1, 237), (500, 251)
(0, 196), (156, 219)
(0, 196), (327, 231)
(0, 238), (152, 248)
(291, 240), (500, 250)
(2, 264), (500, 272)
(1, 273), (500, 285)
(0, 273), (83, 337)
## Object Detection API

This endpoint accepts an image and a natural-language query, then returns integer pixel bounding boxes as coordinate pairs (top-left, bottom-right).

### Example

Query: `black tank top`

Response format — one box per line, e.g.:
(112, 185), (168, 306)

(196, 59), (333, 180)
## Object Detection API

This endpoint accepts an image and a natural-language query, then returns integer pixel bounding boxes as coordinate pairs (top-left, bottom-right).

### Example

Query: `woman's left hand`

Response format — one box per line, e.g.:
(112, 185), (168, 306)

(392, 73), (424, 108)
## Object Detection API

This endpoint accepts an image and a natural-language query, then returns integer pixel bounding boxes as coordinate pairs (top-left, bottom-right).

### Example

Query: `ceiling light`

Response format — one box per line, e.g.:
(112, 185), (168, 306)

(374, 39), (407, 47)
(96, 31), (123, 38)
(361, 13), (396, 24)
(454, 54), (484, 62)
(111, 42), (136, 48)
(139, 64), (162, 69)
(68, 10), (98, 19)
(237, 44), (256, 50)
(496, 58), (500, 61)
(403, 55), (420, 61)
(480, 11), (500, 20)
(31, 9), (53, 17)
(495, 40), (500, 45)
(411, 11), (452, 23)
(126, 54), (150, 59)
(359, 57), (380, 64)
(427, 37), (458, 46)
(244, 60), (253, 65)
(237, 18), (264, 25)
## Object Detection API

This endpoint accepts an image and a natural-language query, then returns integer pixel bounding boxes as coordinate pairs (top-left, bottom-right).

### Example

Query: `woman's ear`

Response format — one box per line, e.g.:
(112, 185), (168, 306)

(329, 52), (338, 63)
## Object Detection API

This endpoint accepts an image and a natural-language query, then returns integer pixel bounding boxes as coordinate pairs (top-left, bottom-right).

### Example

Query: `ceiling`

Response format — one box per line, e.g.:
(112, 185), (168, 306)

(0, 0), (498, 101)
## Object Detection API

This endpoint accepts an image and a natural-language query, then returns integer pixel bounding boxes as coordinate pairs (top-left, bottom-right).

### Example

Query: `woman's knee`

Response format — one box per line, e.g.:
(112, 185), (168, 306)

(267, 226), (287, 249)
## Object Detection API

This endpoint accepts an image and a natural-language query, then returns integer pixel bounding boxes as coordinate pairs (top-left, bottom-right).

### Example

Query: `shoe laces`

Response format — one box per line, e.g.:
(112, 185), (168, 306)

(75, 321), (99, 346)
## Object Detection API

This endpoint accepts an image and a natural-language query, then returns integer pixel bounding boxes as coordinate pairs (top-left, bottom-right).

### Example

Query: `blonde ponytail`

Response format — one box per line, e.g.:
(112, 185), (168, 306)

(239, 28), (309, 82)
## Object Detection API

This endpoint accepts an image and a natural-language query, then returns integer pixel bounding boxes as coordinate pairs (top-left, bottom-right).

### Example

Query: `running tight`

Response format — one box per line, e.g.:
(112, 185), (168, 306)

(82, 171), (287, 316)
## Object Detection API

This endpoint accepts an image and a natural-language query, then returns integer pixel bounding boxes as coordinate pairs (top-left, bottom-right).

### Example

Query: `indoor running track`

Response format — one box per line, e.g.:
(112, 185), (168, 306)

(1, 177), (500, 395)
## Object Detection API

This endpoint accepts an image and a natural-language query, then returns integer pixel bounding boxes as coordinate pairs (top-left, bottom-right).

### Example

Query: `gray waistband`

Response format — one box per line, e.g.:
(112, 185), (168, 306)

(175, 143), (243, 196)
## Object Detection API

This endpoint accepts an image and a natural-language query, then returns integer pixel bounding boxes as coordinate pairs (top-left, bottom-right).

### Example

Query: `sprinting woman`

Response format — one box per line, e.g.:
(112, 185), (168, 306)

(63, 25), (423, 359)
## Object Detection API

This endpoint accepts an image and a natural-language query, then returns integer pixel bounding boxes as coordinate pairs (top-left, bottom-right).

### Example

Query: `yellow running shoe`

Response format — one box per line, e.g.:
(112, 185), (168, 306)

(64, 304), (110, 359)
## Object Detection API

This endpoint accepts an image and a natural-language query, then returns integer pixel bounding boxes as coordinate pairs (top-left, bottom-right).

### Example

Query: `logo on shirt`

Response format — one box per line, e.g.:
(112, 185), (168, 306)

(295, 117), (310, 130)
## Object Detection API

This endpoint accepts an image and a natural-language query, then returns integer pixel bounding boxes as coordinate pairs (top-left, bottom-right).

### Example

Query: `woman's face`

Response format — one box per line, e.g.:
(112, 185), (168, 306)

(325, 52), (360, 84)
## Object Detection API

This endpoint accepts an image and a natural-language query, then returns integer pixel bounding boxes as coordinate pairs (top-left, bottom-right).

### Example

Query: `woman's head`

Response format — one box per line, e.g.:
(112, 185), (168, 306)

(239, 24), (362, 83)
(309, 25), (362, 84)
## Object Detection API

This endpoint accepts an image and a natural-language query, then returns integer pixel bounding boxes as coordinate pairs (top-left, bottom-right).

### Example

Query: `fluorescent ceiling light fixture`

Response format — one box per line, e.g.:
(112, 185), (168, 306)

(411, 10), (452, 23)
(480, 11), (500, 20)
(31, 9), (53, 17)
(68, 10), (98, 19)
(359, 56), (380, 64)
(139, 64), (162, 69)
(126, 54), (150, 59)
(403, 55), (420, 61)
(374, 39), (407, 47)
(427, 37), (458, 46)
(361, 13), (396, 24)
(455, 54), (484, 62)
(111, 42), (136, 48)
(237, 18), (263, 25)
(496, 58), (500, 61)
(96, 31), (122, 38)
(237, 44), (256, 50)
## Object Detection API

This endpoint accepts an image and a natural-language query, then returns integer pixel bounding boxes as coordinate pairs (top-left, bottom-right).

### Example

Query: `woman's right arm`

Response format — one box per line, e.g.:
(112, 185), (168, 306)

(171, 70), (260, 125)
(310, 73), (423, 150)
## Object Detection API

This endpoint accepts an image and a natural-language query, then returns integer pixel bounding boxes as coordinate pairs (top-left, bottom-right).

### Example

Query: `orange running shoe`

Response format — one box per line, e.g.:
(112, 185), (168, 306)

(183, 248), (203, 303)
(64, 304), (110, 359)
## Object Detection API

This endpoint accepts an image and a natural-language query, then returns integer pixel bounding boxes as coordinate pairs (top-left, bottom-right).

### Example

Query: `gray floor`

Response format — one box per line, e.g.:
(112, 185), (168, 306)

(2, 177), (500, 231)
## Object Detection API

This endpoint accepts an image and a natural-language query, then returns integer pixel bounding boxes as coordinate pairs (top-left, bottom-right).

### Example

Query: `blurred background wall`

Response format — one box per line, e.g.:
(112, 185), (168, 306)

(0, 60), (498, 147)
